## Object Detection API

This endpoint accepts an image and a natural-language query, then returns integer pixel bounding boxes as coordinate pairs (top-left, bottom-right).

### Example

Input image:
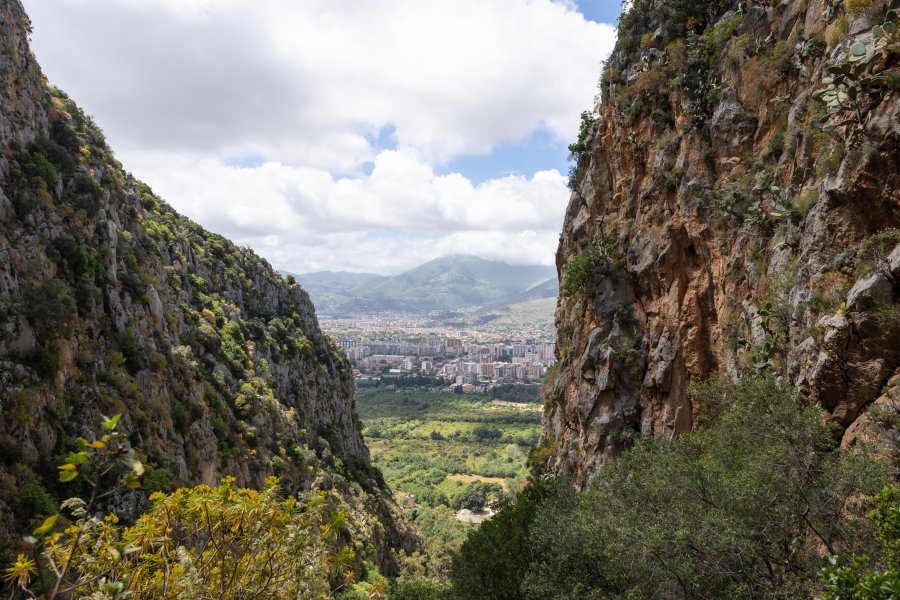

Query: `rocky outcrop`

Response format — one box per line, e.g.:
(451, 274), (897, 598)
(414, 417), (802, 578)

(547, 0), (900, 483)
(0, 0), (416, 573)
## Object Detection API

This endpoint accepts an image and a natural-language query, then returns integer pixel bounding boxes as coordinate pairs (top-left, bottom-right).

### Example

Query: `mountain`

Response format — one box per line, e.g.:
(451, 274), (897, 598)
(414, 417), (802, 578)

(477, 277), (559, 312)
(286, 270), (384, 313)
(545, 0), (900, 482)
(451, 2), (900, 597)
(336, 254), (556, 313)
(0, 0), (415, 576)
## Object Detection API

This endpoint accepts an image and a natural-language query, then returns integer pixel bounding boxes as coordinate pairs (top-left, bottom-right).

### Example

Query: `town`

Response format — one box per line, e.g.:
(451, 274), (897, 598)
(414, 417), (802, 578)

(335, 335), (556, 392)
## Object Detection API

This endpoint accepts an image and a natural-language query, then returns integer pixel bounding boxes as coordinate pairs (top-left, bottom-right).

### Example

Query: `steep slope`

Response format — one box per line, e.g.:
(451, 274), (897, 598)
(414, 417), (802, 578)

(479, 278), (559, 310)
(546, 0), (900, 482)
(289, 270), (385, 314)
(0, 0), (415, 572)
(338, 254), (555, 313)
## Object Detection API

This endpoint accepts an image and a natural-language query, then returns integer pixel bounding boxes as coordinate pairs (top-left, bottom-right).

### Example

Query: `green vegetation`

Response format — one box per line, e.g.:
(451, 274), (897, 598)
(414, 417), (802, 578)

(567, 110), (594, 158)
(450, 377), (896, 599)
(813, 0), (900, 145)
(357, 387), (542, 577)
(856, 229), (900, 277)
(560, 235), (623, 297)
(3, 416), (383, 599)
(819, 484), (900, 599)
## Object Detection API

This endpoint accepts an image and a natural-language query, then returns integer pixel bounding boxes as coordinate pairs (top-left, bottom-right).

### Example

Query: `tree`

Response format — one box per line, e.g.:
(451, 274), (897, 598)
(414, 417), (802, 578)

(450, 479), (555, 600)
(4, 415), (355, 599)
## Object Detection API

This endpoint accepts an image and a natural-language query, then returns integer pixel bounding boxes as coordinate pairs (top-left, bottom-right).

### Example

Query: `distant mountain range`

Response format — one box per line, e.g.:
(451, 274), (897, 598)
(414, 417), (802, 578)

(288, 255), (557, 314)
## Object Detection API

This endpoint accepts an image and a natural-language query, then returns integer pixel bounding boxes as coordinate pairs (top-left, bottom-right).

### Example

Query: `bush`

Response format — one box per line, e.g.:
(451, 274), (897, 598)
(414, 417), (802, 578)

(453, 377), (894, 599)
(856, 229), (900, 277)
(472, 426), (502, 441)
(451, 479), (556, 600)
(560, 236), (623, 297)
(23, 279), (77, 338)
(12, 482), (58, 525)
(24, 343), (59, 381)
(819, 484), (900, 599)
(71, 173), (102, 215)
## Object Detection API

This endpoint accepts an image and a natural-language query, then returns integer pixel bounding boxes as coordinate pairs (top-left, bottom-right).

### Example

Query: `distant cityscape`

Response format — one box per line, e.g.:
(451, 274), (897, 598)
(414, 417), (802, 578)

(335, 332), (555, 392)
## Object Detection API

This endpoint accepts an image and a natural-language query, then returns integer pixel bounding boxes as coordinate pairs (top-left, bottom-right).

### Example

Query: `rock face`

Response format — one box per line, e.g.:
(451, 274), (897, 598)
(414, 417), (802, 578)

(0, 0), (415, 571)
(546, 0), (900, 483)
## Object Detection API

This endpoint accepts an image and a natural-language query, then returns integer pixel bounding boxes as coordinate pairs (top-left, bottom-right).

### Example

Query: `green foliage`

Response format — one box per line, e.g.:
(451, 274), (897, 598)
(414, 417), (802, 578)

(452, 377), (893, 599)
(22, 151), (57, 192)
(23, 279), (77, 338)
(813, 0), (900, 145)
(453, 481), (501, 512)
(141, 465), (178, 494)
(819, 485), (900, 599)
(4, 416), (374, 599)
(856, 229), (900, 277)
(472, 425), (503, 441)
(23, 343), (59, 382)
(560, 235), (623, 297)
(450, 479), (556, 600)
(71, 173), (103, 214)
(11, 483), (57, 527)
(567, 111), (595, 158)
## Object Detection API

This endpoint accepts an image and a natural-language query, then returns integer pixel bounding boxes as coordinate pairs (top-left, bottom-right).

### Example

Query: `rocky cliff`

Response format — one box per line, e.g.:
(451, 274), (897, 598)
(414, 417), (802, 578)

(546, 0), (900, 482)
(0, 0), (415, 571)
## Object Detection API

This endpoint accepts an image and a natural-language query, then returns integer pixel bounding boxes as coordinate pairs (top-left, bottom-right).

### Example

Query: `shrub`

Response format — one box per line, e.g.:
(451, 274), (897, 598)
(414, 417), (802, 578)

(451, 479), (557, 600)
(856, 229), (900, 277)
(12, 482), (58, 525)
(826, 15), (850, 50)
(454, 377), (894, 599)
(24, 343), (59, 381)
(567, 111), (594, 158)
(795, 186), (819, 217)
(844, 0), (886, 20)
(23, 279), (77, 338)
(472, 426), (502, 441)
(818, 484), (900, 599)
(71, 173), (102, 215)
(22, 151), (57, 191)
(560, 236), (623, 297)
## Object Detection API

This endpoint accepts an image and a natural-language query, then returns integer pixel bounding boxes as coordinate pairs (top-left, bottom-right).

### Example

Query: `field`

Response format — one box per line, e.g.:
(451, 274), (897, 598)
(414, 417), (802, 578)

(355, 387), (543, 573)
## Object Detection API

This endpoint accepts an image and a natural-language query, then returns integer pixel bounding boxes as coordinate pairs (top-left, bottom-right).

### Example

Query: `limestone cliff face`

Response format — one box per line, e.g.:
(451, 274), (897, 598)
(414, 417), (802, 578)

(546, 0), (900, 483)
(0, 0), (416, 571)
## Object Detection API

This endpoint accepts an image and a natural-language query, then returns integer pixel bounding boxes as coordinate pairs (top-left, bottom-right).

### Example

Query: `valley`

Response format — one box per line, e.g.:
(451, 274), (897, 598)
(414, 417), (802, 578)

(354, 385), (543, 575)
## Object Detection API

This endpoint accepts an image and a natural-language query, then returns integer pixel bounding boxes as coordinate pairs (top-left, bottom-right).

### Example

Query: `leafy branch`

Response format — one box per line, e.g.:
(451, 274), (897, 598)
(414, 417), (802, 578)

(812, 0), (900, 145)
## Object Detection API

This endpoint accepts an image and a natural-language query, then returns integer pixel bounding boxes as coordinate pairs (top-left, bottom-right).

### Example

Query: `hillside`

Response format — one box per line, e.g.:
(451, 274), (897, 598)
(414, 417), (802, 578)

(0, 0), (415, 581)
(450, 1), (900, 598)
(336, 254), (555, 314)
(546, 0), (900, 481)
(288, 270), (384, 313)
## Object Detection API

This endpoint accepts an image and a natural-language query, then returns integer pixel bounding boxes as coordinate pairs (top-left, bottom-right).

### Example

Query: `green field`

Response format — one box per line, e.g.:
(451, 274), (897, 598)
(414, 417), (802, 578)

(355, 387), (542, 573)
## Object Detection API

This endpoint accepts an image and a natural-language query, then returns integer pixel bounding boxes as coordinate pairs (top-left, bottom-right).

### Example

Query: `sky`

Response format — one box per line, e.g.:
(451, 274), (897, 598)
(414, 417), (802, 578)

(23, 0), (620, 275)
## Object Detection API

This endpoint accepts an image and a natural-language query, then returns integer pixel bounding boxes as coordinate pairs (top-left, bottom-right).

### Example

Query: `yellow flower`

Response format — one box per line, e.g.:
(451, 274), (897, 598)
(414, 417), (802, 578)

(2, 553), (37, 589)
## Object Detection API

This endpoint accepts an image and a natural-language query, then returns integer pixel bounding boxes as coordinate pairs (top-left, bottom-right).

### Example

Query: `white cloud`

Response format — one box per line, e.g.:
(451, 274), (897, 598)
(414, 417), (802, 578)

(129, 149), (570, 273)
(22, 0), (616, 273)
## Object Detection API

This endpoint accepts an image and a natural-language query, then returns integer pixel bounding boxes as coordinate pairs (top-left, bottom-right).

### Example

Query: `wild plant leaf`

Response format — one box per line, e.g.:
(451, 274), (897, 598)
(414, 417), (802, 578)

(32, 514), (59, 536)
(59, 469), (79, 482)
(102, 414), (122, 431)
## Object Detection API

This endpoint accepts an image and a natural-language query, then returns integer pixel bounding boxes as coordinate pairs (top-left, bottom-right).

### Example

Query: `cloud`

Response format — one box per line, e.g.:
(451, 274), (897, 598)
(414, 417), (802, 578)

(25, 0), (615, 167)
(22, 0), (616, 273)
(128, 149), (570, 273)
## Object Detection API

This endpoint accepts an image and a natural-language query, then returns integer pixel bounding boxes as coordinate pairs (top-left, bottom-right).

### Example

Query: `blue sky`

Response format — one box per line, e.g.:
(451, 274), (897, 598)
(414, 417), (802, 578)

(24, 0), (621, 274)
(576, 0), (624, 26)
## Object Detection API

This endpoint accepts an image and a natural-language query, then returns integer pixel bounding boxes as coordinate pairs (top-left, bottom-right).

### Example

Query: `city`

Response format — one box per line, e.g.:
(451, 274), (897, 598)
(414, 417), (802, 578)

(336, 335), (556, 392)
